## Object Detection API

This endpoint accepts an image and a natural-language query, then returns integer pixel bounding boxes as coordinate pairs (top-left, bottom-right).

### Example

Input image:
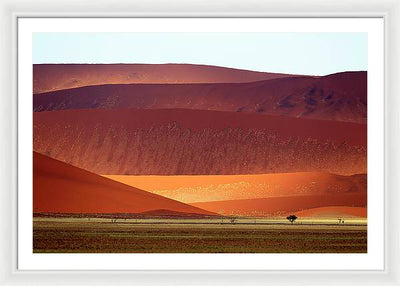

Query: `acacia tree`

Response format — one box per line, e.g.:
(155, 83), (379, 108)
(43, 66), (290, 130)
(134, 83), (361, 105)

(286, 215), (298, 224)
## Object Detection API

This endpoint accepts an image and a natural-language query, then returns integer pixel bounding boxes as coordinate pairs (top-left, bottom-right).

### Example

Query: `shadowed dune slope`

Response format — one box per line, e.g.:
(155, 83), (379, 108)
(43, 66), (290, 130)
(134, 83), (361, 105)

(33, 151), (215, 216)
(292, 206), (367, 218)
(34, 71), (366, 123)
(34, 108), (366, 175)
(33, 63), (300, 94)
(190, 193), (367, 217)
(103, 173), (367, 203)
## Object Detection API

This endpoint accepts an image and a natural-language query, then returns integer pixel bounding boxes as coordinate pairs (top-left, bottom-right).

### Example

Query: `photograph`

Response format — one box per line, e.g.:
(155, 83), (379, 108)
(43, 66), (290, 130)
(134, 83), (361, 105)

(32, 31), (368, 254)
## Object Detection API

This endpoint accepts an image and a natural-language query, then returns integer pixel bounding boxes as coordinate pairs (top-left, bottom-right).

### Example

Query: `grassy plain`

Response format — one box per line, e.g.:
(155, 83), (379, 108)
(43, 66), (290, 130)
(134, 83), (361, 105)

(33, 217), (367, 253)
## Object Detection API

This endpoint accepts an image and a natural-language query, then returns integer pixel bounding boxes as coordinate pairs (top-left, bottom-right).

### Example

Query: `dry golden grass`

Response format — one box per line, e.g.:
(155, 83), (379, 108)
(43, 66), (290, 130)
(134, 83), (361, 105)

(33, 217), (367, 253)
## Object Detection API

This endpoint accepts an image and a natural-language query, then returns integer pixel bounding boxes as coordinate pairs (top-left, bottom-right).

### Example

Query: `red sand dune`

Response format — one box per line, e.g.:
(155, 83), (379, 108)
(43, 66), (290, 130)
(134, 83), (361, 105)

(190, 193), (367, 217)
(33, 63), (299, 94)
(103, 173), (367, 203)
(34, 108), (366, 176)
(34, 71), (366, 123)
(292, 206), (367, 218)
(33, 151), (215, 216)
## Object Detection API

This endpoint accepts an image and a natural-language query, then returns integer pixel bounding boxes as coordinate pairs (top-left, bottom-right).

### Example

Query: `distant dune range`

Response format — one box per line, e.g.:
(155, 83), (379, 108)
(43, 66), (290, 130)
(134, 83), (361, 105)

(34, 71), (366, 123)
(33, 151), (215, 216)
(190, 193), (367, 217)
(103, 173), (367, 203)
(32, 64), (368, 220)
(34, 108), (366, 176)
(33, 63), (300, 94)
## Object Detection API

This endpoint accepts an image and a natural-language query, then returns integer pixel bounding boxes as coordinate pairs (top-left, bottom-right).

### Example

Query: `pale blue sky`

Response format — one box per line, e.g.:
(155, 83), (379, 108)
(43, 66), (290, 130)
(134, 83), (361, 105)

(33, 32), (367, 76)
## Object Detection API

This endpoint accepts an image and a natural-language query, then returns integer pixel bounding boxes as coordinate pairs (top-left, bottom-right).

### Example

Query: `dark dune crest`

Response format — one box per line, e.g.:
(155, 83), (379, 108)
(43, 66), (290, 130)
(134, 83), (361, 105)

(34, 71), (367, 123)
(33, 63), (301, 94)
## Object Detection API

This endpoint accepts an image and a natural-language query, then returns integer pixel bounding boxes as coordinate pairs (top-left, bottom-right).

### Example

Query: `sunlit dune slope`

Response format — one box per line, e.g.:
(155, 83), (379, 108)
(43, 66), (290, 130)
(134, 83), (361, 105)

(33, 63), (299, 93)
(292, 206), (367, 218)
(103, 173), (367, 203)
(34, 108), (366, 175)
(190, 193), (367, 217)
(33, 151), (215, 216)
(34, 71), (366, 123)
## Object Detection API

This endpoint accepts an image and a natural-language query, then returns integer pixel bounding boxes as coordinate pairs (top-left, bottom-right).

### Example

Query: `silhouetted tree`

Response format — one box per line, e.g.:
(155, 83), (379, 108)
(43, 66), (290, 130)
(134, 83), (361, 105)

(286, 215), (298, 224)
(229, 216), (238, 224)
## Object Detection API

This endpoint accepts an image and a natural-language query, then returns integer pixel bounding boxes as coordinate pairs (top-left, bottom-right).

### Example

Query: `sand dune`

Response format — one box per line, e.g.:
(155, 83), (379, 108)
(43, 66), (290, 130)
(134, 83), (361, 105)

(103, 173), (367, 203)
(33, 151), (215, 216)
(34, 71), (366, 123)
(292, 206), (367, 218)
(33, 63), (299, 94)
(34, 108), (366, 175)
(190, 193), (367, 216)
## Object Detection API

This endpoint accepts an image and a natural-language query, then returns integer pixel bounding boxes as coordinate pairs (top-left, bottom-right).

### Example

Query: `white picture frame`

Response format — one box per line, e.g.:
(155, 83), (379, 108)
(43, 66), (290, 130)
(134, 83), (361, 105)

(1, 0), (399, 285)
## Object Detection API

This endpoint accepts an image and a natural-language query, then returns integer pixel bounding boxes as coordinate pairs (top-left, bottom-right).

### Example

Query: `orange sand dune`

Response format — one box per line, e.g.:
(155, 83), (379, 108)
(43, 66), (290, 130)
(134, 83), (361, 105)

(190, 193), (367, 216)
(33, 63), (299, 94)
(103, 173), (367, 203)
(34, 108), (366, 175)
(34, 71), (366, 123)
(33, 151), (215, 216)
(292, 206), (367, 218)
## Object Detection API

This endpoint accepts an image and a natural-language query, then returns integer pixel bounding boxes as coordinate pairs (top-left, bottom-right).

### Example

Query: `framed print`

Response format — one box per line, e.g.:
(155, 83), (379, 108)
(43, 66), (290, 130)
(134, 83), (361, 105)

(21, 18), (381, 268)
(1, 0), (399, 285)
